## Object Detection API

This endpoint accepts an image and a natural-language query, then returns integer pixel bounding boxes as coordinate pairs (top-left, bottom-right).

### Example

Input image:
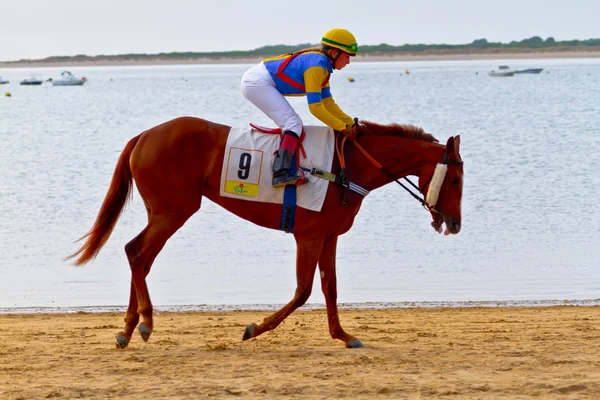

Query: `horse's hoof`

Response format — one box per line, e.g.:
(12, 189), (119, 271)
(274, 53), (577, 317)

(242, 323), (257, 341)
(115, 333), (130, 349)
(346, 339), (365, 348)
(138, 323), (152, 342)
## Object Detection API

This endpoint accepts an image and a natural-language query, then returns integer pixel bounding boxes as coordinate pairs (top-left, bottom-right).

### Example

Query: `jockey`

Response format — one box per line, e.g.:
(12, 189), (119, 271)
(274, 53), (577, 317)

(241, 28), (358, 188)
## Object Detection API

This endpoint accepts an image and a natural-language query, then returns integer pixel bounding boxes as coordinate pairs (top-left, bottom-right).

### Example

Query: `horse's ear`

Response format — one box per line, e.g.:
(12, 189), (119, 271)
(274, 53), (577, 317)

(453, 135), (460, 153)
(445, 135), (460, 157)
(445, 136), (455, 152)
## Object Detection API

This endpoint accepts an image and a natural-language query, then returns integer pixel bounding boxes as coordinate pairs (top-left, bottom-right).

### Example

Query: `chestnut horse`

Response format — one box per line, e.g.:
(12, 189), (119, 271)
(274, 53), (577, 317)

(68, 116), (463, 349)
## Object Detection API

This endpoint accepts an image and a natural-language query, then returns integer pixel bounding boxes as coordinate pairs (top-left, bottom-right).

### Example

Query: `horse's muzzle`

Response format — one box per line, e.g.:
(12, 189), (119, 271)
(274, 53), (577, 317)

(430, 213), (461, 235)
(445, 219), (461, 235)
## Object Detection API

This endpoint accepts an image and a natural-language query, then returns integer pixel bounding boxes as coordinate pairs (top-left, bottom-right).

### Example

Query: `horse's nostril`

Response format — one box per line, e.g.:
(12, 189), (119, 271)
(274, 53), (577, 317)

(452, 221), (461, 232)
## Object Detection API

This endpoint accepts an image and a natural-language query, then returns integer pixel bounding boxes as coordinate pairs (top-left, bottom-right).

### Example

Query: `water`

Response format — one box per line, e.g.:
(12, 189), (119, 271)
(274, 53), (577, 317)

(1, 58), (599, 311)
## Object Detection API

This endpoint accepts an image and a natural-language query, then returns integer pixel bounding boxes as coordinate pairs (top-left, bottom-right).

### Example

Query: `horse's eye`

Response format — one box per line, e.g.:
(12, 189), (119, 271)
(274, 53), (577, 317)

(450, 178), (460, 185)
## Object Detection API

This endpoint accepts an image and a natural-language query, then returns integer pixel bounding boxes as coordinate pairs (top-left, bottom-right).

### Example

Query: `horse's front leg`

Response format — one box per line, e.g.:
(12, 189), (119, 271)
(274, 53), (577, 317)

(318, 235), (364, 348)
(242, 236), (323, 341)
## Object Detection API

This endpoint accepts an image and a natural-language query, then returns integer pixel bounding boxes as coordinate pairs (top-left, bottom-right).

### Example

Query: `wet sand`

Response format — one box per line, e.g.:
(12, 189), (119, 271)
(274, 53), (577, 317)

(1, 306), (599, 399)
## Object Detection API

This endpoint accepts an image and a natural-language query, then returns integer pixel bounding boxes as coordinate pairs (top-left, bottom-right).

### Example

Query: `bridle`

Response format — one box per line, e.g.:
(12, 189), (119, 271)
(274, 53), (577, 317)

(336, 125), (463, 215)
(414, 152), (464, 214)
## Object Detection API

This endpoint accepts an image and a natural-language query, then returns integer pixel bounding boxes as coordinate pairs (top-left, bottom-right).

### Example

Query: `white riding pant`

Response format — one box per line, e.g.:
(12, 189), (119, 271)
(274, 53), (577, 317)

(240, 62), (303, 136)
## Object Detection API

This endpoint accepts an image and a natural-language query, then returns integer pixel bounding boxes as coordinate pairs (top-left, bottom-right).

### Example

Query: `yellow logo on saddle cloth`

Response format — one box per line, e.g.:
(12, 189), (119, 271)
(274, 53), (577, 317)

(224, 147), (263, 197)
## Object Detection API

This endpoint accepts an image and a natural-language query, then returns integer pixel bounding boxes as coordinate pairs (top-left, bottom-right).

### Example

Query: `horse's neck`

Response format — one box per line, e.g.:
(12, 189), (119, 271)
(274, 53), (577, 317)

(349, 138), (444, 191)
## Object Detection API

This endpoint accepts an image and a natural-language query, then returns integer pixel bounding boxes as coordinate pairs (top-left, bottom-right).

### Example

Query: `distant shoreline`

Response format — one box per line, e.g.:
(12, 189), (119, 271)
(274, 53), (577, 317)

(2, 49), (600, 68)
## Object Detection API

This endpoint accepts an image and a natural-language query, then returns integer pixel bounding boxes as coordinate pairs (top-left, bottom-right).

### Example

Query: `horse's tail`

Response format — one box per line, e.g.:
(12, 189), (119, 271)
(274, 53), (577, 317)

(66, 134), (141, 266)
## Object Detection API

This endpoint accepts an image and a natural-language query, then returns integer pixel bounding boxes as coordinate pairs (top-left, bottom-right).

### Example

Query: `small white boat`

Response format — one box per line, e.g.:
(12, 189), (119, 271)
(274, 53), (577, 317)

(52, 71), (87, 86)
(488, 65), (515, 77)
(0, 76), (9, 84)
(488, 70), (515, 77)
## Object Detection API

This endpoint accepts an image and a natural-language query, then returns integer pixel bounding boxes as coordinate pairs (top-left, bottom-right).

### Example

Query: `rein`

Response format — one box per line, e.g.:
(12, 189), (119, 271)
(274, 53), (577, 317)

(337, 122), (463, 214)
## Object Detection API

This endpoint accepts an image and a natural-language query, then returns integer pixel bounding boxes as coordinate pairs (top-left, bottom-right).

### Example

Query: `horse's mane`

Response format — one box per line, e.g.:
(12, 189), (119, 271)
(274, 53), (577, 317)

(356, 121), (438, 143)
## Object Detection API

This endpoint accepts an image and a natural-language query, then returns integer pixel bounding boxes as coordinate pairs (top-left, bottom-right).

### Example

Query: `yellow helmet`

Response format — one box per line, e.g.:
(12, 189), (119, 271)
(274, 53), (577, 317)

(320, 28), (359, 55)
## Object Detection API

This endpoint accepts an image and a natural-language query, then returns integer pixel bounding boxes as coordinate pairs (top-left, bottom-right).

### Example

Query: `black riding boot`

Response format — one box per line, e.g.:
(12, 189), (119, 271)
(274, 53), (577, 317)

(272, 132), (309, 188)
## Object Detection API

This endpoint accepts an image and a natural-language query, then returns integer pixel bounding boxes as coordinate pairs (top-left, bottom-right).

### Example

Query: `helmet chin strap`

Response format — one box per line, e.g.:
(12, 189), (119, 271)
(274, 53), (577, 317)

(327, 49), (342, 69)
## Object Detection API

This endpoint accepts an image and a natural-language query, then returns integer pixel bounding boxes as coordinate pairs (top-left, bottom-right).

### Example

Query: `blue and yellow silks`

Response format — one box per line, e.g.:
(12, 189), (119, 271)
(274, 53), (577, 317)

(263, 51), (354, 131)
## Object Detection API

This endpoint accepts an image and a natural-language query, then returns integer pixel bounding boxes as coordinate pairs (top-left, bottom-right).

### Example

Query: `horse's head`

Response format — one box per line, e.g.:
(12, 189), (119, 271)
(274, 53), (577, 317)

(348, 121), (463, 235)
(420, 136), (463, 235)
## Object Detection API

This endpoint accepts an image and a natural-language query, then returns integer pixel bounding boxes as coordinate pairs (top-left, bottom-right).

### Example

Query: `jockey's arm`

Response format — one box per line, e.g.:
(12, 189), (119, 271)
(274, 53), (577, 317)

(322, 93), (354, 128)
(304, 66), (347, 131)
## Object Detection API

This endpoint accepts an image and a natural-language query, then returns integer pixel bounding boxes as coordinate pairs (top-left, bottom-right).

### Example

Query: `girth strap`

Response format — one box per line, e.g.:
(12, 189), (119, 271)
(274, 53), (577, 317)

(280, 153), (299, 233)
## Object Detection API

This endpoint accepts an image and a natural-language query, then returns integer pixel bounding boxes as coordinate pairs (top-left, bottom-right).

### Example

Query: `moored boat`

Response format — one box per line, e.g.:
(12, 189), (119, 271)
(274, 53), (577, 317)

(52, 71), (87, 86)
(20, 77), (44, 85)
(488, 65), (515, 77)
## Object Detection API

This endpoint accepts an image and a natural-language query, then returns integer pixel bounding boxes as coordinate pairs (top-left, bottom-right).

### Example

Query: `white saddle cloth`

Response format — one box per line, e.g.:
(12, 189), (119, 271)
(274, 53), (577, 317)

(219, 125), (335, 212)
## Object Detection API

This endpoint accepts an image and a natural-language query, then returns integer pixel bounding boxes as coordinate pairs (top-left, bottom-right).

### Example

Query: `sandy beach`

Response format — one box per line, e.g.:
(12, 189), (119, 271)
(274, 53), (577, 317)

(1, 306), (599, 399)
(2, 49), (600, 68)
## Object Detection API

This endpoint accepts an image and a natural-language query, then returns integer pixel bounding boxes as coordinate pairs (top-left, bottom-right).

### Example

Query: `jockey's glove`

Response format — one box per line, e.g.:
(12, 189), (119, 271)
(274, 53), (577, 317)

(339, 125), (357, 141)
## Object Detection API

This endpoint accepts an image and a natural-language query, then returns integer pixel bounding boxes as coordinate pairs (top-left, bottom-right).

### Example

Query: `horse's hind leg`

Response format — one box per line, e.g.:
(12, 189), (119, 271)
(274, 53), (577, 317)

(117, 203), (151, 348)
(117, 261), (159, 348)
(115, 211), (196, 348)
(116, 206), (151, 348)
(242, 236), (323, 341)
(116, 280), (141, 348)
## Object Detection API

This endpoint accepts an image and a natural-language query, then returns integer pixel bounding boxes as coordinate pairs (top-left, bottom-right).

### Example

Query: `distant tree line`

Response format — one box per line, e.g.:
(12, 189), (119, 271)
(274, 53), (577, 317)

(365, 36), (600, 52)
(11, 36), (600, 63)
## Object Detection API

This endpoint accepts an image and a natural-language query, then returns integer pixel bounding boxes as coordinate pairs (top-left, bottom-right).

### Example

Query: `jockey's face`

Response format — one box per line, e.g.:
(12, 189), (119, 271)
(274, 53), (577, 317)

(333, 50), (351, 70)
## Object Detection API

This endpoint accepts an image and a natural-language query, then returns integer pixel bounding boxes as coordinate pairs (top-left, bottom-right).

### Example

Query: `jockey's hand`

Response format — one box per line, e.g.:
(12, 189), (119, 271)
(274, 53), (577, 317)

(339, 125), (357, 141)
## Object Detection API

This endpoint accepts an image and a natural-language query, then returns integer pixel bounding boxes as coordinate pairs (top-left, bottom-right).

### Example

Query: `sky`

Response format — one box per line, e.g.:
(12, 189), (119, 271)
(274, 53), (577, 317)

(1, 0), (598, 61)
